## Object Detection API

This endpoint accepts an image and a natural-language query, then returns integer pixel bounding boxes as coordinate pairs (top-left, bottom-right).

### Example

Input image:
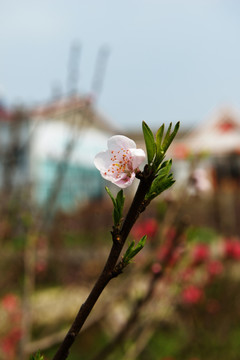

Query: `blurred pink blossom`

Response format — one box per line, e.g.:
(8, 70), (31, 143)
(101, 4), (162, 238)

(182, 285), (203, 305)
(181, 267), (194, 282)
(0, 294), (22, 360)
(192, 243), (210, 264)
(1, 294), (19, 313)
(189, 168), (212, 194)
(131, 218), (158, 240)
(0, 329), (22, 360)
(151, 262), (162, 274)
(224, 239), (240, 260)
(207, 260), (224, 278)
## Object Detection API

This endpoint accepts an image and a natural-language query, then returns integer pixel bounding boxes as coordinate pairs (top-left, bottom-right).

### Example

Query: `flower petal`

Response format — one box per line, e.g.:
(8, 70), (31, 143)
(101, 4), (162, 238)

(94, 150), (111, 171)
(94, 134), (146, 188)
(130, 148), (146, 170)
(107, 135), (136, 151)
(114, 172), (136, 188)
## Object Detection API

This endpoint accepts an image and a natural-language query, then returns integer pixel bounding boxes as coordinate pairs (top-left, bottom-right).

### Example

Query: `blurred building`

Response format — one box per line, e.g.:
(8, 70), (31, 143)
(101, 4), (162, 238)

(0, 97), (117, 212)
(30, 95), (116, 212)
(0, 103), (30, 192)
(171, 108), (240, 191)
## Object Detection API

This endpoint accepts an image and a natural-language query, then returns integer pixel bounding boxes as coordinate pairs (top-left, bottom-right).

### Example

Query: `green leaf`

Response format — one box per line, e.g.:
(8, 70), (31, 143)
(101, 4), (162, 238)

(29, 351), (44, 360)
(157, 159), (172, 177)
(116, 190), (124, 218)
(142, 121), (156, 165)
(105, 187), (125, 226)
(123, 240), (135, 260)
(114, 189), (125, 226)
(162, 122), (172, 150)
(116, 190), (124, 214)
(130, 235), (147, 258)
(105, 186), (116, 207)
(146, 175), (175, 201)
(146, 160), (175, 201)
(123, 235), (147, 264)
(155, 123), (165, 167)
(162, 121), (180, 153)
(156, 123), (165, 149)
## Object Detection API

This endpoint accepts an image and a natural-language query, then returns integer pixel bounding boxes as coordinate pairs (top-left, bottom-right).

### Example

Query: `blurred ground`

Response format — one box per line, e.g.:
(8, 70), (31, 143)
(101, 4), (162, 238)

(1, 187), (240, 360)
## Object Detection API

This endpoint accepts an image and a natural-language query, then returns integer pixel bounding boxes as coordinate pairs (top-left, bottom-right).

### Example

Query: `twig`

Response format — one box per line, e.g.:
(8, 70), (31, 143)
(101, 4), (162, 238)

(52, 173), (154, 360)
(25, 274), (134, 355)
(90, 218), (186, 360)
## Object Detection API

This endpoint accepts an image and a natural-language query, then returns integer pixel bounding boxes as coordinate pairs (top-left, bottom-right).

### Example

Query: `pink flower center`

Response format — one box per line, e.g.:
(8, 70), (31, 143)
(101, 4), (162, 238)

(104, 148), (133, 179)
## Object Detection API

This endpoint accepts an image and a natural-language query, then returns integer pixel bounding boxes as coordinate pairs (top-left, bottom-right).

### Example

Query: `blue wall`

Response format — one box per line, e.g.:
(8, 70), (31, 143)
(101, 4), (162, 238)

(35, 159), (104, 211)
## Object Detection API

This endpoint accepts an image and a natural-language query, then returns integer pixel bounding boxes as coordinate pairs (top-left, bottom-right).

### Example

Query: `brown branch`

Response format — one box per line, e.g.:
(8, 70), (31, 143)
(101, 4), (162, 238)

(52, 174), (154, 360)
(90, 218), (187, 360)
(25, 275), (133, 355)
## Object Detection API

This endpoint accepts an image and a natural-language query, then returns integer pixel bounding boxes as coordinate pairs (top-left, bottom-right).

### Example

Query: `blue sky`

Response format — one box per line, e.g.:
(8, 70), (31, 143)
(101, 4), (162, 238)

(1, 0), (240, 131)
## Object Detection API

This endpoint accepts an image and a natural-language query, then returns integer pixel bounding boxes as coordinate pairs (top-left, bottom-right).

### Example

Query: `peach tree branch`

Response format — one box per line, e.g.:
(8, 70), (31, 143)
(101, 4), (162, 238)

(31, 121), (179, 360)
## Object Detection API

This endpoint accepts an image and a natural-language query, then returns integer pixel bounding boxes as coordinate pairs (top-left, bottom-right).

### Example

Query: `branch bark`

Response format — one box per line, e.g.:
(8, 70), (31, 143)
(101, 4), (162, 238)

(52, 174), (153, 360)
(90, 217), (187, 360)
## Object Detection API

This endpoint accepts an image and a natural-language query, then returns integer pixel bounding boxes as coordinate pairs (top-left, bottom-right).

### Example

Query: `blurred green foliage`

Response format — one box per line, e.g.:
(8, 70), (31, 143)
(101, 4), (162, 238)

(186, 226), (218, 244)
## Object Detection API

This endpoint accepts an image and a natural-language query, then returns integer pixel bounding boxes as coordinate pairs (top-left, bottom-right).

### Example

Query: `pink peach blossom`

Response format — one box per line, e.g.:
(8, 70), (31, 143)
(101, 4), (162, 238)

(94, 135), (146, 188)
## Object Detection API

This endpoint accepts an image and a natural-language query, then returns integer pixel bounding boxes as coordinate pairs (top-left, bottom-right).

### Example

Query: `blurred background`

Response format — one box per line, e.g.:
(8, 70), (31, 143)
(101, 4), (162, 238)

(1, 1), (240, 359)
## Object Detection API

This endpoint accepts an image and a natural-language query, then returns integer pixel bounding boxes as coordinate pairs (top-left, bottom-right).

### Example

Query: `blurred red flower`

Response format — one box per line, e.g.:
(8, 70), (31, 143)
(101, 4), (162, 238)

(1, 294), (19, 313)
(131, 218), (158, 240)
(182, 285), (203, 305)
(181, 267), (194, 282)
(192, 243), (209, 264)
(151, 262), (162, 274)
(207, 260), (224, 278)
(224, 239), (240, 260)
(0, 329), (22, 359)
